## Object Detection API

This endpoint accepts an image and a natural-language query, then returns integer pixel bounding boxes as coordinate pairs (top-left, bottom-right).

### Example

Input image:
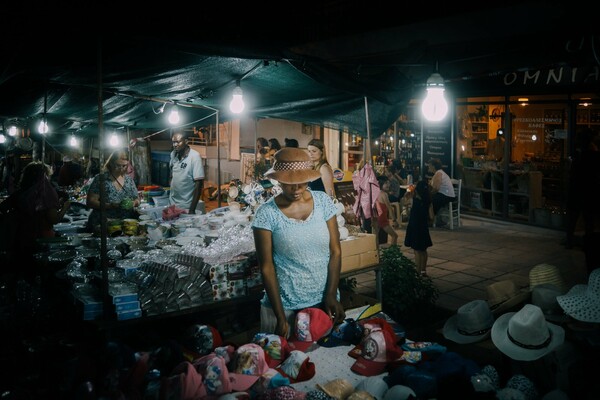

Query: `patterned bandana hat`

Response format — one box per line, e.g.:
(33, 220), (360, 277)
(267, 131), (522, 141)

(556, 268), (600, 323)
(496, 374), (539, 400)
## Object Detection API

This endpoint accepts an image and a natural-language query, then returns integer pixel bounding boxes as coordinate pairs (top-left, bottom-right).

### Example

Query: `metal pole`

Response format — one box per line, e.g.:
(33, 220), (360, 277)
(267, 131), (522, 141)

(216, 111), (221, 208)
(364, 97), (372, 164)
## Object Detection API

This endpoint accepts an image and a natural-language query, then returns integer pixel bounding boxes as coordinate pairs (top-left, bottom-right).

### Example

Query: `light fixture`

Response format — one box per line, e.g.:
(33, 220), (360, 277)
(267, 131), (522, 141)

(230, 81), (245, 114)
(109, 132), (120, 147)
(70, 135), (78, 147)
(421, 72), (448, 122)
(8, 126), (17, 136)
(168, 104), (180, 124)
(497, 128), (505, 136)
(0, 134), (5, 144)
(38, 117), (49, 134)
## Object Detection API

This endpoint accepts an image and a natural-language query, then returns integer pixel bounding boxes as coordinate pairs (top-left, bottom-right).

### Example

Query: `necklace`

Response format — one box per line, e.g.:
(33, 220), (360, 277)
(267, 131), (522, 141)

(111, 173), (124, 189)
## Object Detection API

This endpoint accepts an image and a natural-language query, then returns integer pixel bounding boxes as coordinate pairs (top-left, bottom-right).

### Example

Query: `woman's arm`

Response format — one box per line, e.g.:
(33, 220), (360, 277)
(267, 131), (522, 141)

(324, 216), (345, 325)
(253, 227), (289, 337)
(320, 163), (336, 198)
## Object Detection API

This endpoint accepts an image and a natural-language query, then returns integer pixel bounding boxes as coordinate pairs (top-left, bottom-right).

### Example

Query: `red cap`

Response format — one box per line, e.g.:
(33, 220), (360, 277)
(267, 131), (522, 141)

(253, 333), (291, 368)
(351, 329), (404, 376)
(275, 350), (316, 383)
(288, 308), (333, 352)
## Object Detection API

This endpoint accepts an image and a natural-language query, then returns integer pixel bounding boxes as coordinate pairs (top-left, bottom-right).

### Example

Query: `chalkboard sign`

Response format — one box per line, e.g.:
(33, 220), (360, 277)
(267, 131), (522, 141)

(422, 121), (452, 174)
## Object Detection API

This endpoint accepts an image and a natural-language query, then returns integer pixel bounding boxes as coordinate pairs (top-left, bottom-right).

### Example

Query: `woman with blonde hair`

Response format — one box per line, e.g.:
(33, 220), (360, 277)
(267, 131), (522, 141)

(307, 138), (336, 198)
(85, 149), (139, 233)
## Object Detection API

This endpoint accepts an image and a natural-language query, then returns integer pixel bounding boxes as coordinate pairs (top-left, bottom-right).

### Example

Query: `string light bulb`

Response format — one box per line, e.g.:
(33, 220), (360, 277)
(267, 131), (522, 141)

(0, 134), (6, 144)
(230, 81), (245, 114)
(421, 72), (448, 122)
(168, 104), (180, 124)
(109, 133), (120, 147)
(70, 135), (78, 147)
(38, 118), (49, 134)
(8, 126), (17, 136)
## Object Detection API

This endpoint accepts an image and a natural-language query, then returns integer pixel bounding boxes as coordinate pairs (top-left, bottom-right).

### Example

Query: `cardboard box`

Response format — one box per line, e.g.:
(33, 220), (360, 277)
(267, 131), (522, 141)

(340, 234), (377, 257)
(359, 250), (379, 268)
(341, 254), (360, 273)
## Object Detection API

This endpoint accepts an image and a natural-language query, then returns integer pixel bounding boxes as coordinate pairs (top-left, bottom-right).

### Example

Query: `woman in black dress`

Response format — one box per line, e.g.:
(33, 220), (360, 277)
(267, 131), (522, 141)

(403, 180), (433, 275)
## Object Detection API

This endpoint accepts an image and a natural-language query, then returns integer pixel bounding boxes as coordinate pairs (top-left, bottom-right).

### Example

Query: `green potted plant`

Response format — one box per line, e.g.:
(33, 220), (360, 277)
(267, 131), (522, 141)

(379, 245), (440, 326)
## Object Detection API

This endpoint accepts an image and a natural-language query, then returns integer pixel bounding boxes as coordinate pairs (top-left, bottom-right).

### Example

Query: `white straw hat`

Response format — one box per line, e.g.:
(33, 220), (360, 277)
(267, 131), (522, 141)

(491, 304), (565, 361)
(443, 299), (494, 344)
(556, 268), (600, 323)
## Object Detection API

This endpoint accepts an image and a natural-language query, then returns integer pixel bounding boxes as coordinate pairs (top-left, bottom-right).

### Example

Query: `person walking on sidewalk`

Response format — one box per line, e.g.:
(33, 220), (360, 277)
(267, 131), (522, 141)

(403, 180), (433, 275)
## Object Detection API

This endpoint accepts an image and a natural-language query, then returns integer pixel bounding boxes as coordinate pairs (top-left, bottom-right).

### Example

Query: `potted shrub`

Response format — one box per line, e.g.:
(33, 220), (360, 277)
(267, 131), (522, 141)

(380, 245), (440, 327)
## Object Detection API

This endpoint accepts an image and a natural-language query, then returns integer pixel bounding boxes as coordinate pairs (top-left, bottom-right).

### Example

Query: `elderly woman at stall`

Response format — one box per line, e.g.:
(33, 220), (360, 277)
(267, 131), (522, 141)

(85, 149), (140, 234)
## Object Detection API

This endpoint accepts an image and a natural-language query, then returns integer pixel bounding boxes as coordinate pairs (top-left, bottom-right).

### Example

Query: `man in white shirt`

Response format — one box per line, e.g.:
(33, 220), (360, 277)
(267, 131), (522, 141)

(169, 132), (205, 214)
(428, 158), (455, 220)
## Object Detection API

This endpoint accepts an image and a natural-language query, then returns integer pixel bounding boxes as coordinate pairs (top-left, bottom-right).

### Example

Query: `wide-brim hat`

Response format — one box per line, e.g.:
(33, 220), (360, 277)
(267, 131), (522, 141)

(486, 280), (531, 316)
(556, 268), (600, 323)
(264, 148), (321, 184)
(491, 304), (565, 361)
(443, 299), (495, 344)
(529, 263), (568, 293)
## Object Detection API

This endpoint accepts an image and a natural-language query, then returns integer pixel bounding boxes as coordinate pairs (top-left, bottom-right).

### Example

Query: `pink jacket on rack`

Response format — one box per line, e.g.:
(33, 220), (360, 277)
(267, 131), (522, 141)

(352, 163), (380, 221)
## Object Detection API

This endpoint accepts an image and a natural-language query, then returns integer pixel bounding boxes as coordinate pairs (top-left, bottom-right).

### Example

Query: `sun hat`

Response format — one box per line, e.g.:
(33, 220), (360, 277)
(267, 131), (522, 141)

(264, 148), (321, 184)
(491, 304), (565, 361)
(496, 374), (538, 400)
(443, 299), (495, 344)
(486, 280), (530, 315)
(529, 263), (568, 293)
(288, 308), (334, 352)
(556, 268), (600, 323)
(531, 283), (569, 323)
(351, 328), (404, 376)
(355, 376), (389, 400)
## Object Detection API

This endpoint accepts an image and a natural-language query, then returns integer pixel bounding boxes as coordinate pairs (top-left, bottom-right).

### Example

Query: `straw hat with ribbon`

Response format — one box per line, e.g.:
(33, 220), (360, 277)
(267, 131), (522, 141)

(486, 280), (530, 315)
(264, 148), (321, 184)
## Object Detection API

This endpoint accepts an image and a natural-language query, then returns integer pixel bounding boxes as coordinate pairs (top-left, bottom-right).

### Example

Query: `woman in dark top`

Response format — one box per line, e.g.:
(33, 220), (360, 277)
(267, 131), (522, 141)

(307, 139), (336, 198)
(403, 180), (433, 275)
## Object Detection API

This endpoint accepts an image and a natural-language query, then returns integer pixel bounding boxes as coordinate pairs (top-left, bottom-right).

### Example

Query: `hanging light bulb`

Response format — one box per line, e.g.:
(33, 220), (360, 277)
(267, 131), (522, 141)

(8, 126), (17, 136)
(168, 104), (180, 124)
(109, 132), (120, 147)
(421, 72), (449, 122)
(230, 81), (245, 114)
(0, 134), (6, 144)
(38, 117), (49, 134)
(70, 135), (78, 147)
